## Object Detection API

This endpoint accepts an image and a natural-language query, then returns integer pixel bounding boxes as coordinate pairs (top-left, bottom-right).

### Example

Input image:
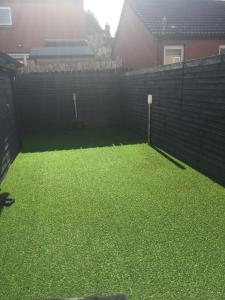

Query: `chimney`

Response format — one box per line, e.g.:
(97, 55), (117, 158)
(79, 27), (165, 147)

(104, 23), (111, 38)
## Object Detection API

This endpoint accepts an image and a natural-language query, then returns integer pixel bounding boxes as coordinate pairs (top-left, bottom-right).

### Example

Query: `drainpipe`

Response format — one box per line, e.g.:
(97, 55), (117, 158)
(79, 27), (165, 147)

(157, 37), (161, 66)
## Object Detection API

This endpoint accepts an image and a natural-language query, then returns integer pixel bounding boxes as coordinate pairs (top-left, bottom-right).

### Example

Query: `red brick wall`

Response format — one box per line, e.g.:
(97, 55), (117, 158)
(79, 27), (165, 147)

(113, 2), (158, 69)
(113, 2), (225, 69)
(0, 0), (85, 53)
(159, 39), (225, 64)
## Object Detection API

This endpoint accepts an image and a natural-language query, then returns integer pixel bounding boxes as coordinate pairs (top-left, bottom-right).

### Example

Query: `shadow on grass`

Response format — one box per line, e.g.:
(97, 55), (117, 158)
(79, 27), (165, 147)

(151, 146), (186, 170)
(0, 191), (15, 216)
(22, 128), (145, 153)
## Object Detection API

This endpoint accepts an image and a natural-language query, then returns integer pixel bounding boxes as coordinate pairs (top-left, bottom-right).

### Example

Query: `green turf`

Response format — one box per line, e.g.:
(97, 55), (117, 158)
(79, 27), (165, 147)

(0, 129), (225, 300)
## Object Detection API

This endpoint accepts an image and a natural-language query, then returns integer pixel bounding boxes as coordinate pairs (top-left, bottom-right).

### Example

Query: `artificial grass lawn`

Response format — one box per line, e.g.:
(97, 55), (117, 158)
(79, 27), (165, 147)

(0, 129), (225, 300)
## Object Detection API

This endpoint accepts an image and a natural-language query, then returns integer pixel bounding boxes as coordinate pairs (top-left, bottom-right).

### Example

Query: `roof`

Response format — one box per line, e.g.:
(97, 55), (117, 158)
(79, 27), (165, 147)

(44, 39), (88, 47)
(128, 0), (225, 38)
(29, 46), (94, 59)
(0, 52), (22, 71)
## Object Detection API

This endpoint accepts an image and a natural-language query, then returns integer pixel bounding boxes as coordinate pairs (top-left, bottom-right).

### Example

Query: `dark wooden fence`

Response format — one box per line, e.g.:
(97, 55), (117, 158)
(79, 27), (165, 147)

(123, 56), (225, 185)
(11, 55), (225, 185)
(0, 71), (19, 181)
(15, 71), (123, 133)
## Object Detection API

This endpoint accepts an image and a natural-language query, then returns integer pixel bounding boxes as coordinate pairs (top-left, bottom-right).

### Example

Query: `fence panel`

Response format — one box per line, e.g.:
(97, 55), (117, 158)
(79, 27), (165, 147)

(15, 71), (123, 133)
(123, 56), (225, 185)
(0, 72), (19, 181)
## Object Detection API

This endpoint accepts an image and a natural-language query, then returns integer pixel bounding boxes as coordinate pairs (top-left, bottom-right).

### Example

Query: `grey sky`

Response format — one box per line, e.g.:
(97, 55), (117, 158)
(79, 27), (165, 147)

(84, 0), (124, 36)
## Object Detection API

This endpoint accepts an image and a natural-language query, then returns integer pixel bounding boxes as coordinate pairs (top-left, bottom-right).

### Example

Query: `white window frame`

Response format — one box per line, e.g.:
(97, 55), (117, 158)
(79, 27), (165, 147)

(0, 7), (12, 26)
(164, 45), (184, 65)
(172, 56), (182, 63)
(219, 45), (225, 55)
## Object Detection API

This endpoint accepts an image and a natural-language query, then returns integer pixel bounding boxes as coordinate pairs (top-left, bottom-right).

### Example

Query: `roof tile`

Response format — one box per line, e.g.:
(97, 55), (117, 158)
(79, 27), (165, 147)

(128, 0), (225, 37)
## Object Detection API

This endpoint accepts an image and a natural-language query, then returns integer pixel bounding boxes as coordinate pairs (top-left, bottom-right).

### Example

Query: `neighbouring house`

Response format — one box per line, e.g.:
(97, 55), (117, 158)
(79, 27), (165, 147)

(0, 0), (94, 65)
(113, 0), (225, 69)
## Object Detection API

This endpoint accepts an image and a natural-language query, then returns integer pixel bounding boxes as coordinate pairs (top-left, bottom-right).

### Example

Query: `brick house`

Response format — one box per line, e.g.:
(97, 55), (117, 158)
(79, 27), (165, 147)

(113, 0), (225, 69)
(0, 0), (94, 65)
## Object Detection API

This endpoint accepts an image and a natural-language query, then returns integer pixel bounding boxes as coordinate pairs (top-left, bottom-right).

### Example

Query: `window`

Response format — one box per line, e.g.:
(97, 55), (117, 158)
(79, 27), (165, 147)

(0, 7), (12, 26)
(219, 46), (225, 55)
(164, 46), (184, 65)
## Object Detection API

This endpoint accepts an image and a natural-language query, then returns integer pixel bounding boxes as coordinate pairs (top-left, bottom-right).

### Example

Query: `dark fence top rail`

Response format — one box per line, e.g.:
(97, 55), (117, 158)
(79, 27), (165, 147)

(125, 54), (225, 76)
